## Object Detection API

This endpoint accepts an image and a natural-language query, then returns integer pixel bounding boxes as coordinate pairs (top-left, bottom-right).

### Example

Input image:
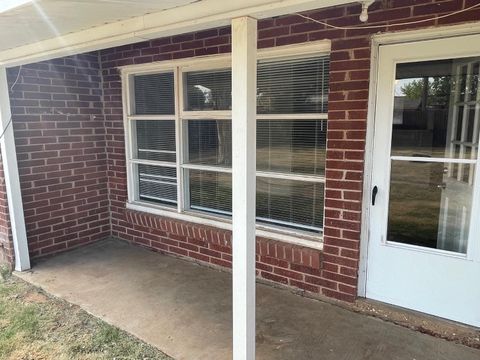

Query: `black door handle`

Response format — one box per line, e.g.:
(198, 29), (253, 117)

(372, 186), (378, 206)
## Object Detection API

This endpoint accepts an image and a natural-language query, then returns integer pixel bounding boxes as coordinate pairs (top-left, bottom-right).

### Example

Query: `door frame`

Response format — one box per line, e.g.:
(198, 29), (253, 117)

(358, 22), (480, 297)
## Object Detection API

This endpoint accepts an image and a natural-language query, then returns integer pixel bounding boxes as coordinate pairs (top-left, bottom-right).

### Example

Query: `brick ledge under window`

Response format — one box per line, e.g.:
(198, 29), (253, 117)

(126, 201), (324, 251)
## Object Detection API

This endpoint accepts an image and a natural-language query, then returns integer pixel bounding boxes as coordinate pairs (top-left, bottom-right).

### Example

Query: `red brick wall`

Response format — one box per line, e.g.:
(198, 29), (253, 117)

(100, 0), (479, 302)
(0, 153), (13, 268)
(6, 54), (111, 259)
(1, 0), (477, 299)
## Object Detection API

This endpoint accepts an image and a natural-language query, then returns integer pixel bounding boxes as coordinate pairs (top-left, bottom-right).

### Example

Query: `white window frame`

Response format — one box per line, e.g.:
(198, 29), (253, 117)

(120, 40), (331, 249)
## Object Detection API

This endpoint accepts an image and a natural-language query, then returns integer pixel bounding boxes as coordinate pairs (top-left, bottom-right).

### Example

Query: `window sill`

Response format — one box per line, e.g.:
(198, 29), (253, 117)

(125, 201), (324, 251)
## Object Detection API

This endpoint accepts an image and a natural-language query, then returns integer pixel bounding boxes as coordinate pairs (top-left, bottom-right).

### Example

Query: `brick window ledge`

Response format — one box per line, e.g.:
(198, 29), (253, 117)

(125, 201), (324, 250)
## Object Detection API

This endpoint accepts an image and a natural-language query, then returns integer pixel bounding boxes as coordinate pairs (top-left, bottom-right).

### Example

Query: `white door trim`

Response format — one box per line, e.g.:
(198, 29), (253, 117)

(358, 24), (480, 297)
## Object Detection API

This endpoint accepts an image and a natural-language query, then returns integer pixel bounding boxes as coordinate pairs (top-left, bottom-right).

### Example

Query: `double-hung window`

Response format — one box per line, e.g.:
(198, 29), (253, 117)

(124, 46), (329, 238)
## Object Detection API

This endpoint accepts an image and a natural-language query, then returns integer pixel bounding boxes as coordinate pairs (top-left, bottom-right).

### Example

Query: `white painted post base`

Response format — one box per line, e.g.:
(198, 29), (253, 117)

(231, 16), (257, 360)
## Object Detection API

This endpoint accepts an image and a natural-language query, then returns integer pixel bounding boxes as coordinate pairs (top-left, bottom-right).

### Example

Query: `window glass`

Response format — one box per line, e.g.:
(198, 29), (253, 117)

(136, 120), (176, 162)
(189, 170), (232, 215)
(256, 177), (324, 231)
(387, 160), (473, 253)
(134, 73), (175, 115)
(387, 58), (480, 254)
(257, 119), (326, 175)
(129, 54), (330, 234)
(186, 120), (232, 166)
(257, 56), (329, 114)
(138, 165), (177, 205)
(392, 58), (480, 159)
(184, 69), (231, 111)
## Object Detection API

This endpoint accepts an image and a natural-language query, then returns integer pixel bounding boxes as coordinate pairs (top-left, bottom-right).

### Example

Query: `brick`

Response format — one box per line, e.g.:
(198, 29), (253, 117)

(289, 279), (320, 293)
(274, 267), (304, 281)
(322, 288), (355, 302)
(261, 271), (288, 285)
(275, 34), (308, 46)
(3, 1), (474, 306)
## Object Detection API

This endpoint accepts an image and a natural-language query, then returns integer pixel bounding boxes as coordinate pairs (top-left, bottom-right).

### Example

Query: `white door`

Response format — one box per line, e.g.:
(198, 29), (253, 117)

(366, 34), (480, 327)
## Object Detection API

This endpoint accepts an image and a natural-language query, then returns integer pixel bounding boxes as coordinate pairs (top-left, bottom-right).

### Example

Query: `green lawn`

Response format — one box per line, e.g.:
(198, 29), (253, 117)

(0, 268), (172, 360)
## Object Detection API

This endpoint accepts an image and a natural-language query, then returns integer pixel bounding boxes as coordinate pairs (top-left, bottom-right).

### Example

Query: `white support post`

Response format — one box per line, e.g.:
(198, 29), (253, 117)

(0, 67), (30, 271)
(231, 16), (257, 360)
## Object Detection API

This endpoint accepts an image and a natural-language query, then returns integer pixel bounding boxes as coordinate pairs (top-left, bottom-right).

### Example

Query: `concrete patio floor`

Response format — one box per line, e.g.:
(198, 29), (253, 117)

(16, 239), (480, 360)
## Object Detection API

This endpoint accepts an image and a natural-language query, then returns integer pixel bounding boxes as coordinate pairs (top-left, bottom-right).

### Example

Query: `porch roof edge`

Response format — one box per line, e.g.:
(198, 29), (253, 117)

(0, 0), (353, 67)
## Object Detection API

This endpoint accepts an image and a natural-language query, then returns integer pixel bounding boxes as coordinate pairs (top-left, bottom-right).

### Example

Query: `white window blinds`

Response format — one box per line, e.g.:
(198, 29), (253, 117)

(133, 71), (177, 207)
(257, 56), (329, 114)
(127, 53), (329, 234)
(134, 73), (175, 115)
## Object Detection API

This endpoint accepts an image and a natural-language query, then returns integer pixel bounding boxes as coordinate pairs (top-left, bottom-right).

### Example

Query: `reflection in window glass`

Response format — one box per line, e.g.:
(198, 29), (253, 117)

(184, 69), (231, 111)
(387, 160), (472, 253)
(257, 177), (324, 231)
(392, 58), (480, 159)
(189, 170), (232, 215)
(257, 120), (326, 175)
(130, 55), (330, 234)
(186, 120), (232, 167)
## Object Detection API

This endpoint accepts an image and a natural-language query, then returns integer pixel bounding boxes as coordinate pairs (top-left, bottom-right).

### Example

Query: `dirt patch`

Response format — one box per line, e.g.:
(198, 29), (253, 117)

(23, 291), (48, 304)
(352, 299), (480, 349)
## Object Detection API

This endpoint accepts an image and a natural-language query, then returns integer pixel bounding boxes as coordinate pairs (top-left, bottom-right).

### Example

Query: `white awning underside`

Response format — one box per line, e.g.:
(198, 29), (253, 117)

(0, 0), (354, 66)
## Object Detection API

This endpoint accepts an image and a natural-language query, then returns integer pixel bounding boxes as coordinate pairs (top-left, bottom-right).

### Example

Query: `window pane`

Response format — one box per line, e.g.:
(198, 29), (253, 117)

(256, 177), (324, 232)
(187, 170), (325, 232)
(138, 164), (177, 205)
(257, 119), (326, 175)
(392, 58), (480, 159)
(257, 56), (330, 114)
(186, 120), (232, 167)
(388, 160), (474, 254)
(135, 120), (176, 162)
(189, 170), (232, 215)
(184, 69), (231, 111)
(134, 72), (175, 115)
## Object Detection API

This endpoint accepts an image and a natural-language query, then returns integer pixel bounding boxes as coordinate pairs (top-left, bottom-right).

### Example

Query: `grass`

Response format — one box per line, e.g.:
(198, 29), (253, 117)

(0, 272), (172, 360)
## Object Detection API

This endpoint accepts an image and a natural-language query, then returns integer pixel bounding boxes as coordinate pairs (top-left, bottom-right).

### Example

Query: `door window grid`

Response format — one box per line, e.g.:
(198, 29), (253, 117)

(447, 61), (480, 184)
(125, 55), (329, 234)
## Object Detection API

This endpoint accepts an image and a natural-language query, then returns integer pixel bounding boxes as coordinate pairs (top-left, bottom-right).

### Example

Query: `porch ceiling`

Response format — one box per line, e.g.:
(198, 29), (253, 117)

(0, 0), (196, 52)
(0, 0), (355, 67)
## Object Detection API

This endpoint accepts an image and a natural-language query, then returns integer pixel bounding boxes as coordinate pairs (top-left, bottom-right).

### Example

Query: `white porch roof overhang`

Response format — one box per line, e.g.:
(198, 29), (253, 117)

(0, 0), (355, 67)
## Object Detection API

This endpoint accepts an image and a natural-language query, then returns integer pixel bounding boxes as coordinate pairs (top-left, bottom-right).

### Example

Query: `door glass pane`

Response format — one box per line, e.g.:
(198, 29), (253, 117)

(387, 57), (480, 254)
(392, 58), (480, 158)
(387, 160), (473, 254)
